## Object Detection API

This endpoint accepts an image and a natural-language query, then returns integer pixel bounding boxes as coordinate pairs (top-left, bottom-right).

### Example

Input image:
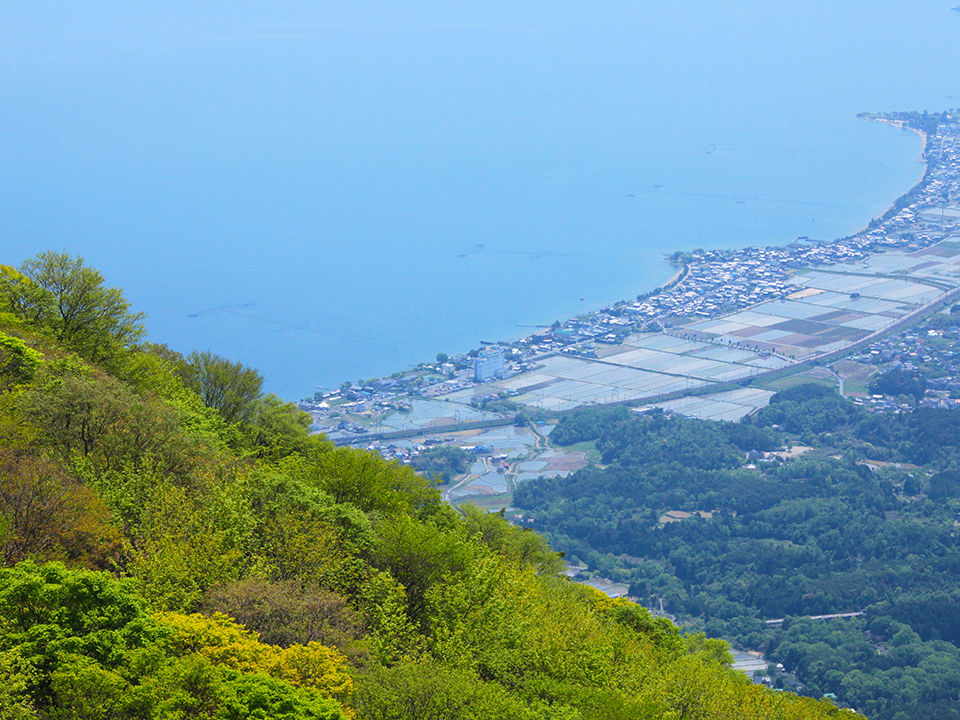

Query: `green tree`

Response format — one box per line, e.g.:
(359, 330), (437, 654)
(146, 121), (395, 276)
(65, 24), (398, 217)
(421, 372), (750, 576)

(9, 252), (145, 364)
(460, 505), (564, 576)
(353, 658), (538, 720)
(314, 447), (439, 517)
(21, 359), (199, 479)
(180, 351), (264, 425)
(373, 515), (474, 627)
(247, 394), (320, 460)
(0, 333), (43, 393)
(409, 446), (472, 483)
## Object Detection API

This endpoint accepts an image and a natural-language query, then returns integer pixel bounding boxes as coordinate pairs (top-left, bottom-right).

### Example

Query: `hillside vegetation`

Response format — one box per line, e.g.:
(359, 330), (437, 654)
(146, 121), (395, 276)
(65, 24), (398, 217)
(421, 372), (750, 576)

(0, 253), (847, 719)
(517, 386), (960, 718)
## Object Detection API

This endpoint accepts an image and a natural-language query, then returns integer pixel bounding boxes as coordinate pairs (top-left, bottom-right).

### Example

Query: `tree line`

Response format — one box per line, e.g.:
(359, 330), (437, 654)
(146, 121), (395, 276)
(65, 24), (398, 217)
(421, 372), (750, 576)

(516, 384), (960, 718)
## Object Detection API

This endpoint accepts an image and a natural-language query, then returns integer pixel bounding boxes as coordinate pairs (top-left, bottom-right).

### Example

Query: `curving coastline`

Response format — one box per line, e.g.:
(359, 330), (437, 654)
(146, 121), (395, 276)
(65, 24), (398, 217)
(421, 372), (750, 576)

(853, 114), (930, 237)
(316, 111), (960, 413)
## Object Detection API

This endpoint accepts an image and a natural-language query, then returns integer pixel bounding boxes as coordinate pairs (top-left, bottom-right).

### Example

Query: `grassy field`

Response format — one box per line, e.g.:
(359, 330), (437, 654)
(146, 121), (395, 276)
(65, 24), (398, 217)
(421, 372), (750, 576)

(563, 440), (602, 463)
(455, 493), (514, 512)
(843, 381), (870, 397)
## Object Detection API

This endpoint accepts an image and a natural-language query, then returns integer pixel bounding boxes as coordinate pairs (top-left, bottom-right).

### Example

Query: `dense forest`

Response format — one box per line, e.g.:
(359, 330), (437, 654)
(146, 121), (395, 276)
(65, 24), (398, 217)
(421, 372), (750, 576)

(515, 385), (960, 719)
(0, 252), (847, 718)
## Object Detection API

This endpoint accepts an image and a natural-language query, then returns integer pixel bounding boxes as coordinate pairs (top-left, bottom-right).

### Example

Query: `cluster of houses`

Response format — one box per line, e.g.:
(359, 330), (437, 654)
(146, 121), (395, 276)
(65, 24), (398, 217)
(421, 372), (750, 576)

(611, 117), (960, 323)
(623, 248), (802, 321)
(856, 117), (960, 244)
(852, 322), (960, 411)
(513, 315), (635, 356)
(359, 438), (447, 465)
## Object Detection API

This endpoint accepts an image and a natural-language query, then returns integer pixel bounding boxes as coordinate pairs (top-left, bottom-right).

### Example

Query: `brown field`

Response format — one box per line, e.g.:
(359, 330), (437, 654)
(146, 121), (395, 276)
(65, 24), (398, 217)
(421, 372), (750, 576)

(426, 417), (458, 427)
(730, 326), (770, 338)
(809, 310), (867, 324)
(820, 326), (871, 342)
(790, 334), (827, 348)
(771, 445), (813, 459)
(833, 360), (879, 383)
(542, 457), (589, 473)
(659, 510), (714, 524)
(916, 244), (960, 257)
(786, 287), (825, 300)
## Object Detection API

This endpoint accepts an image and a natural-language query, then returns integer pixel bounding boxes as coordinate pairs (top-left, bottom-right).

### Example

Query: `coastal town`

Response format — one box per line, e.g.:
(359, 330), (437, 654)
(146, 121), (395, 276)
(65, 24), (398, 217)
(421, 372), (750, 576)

(299, 111), (960, 447)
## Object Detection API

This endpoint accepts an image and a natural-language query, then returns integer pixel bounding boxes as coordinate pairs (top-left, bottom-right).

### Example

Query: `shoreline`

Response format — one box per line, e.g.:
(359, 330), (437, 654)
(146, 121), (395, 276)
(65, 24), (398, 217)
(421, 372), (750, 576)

(317, 111), (951, 400)
(851, 116), (930, 237)
(660, 263), (686, 288)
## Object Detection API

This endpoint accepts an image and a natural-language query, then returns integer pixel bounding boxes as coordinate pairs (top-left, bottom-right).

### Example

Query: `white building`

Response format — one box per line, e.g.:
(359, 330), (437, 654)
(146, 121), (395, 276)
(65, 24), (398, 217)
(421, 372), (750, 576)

(474, 345), (505, 382)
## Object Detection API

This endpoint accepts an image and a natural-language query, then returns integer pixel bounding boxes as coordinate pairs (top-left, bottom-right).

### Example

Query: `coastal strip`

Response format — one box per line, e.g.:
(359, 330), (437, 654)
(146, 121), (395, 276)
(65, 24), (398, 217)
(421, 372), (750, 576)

(303, 111), (960, 440)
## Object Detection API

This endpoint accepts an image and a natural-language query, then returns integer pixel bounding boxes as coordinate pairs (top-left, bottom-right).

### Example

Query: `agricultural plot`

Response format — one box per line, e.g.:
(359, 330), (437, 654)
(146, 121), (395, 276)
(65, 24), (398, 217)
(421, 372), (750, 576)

(913, 239), (960, 257)
(442, 241), (960, 418)
(689, 346), (764, 364)
(751, 300), (831, 320)
(834, 359), (879, 385)
(471, 342), (777, 412)
(378, 398), (500, 431)
(652, 387), (777, 422)
(863, 254), (928, 272)
(437, 425), (589, 504)
(682, 257), (951, 360)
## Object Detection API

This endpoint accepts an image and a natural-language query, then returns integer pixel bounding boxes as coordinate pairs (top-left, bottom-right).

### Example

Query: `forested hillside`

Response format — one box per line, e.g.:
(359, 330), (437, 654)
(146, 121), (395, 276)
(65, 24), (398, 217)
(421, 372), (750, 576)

(0, 253), (846, 719)
(516, 385), (960, 719)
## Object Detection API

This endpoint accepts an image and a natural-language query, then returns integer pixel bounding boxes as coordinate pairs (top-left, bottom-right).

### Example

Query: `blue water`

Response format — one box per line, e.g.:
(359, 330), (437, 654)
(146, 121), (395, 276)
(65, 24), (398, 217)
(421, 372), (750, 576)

(2, 0), (955, 399)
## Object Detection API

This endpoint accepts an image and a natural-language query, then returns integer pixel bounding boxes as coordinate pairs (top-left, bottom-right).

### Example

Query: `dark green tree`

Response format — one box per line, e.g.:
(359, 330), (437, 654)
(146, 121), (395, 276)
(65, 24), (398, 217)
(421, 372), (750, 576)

(869, 369), (927, 400)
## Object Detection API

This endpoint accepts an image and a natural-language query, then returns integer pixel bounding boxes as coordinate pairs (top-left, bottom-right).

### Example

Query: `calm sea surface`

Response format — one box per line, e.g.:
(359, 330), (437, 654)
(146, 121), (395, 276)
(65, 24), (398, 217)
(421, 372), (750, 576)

(3, 1), (958, 398)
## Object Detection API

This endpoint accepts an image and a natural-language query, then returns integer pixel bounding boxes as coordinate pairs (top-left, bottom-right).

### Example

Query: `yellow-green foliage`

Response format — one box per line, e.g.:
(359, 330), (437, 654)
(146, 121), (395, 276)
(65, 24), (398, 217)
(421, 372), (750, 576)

(460, 504), (564, 576)
(258, 510), (348, 588)
(0, 252), (858, 720)
(426, 551), (847, 720)
(117, 349), (230, 448)
(0, 331), (43, 392)
(0, 648), (38, 719)
(357, 570), (426, 666)
(157, 611), (353, 702)
(311, 447), (440, 517)
(128, 484), (245, 611)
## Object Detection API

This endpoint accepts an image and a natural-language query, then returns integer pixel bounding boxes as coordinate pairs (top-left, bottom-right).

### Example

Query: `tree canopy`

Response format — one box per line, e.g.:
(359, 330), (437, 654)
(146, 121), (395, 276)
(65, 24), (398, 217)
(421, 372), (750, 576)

(2, 252), (145, 366)
(0, 254), (850, 720)
(516, 385), (960, 718)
